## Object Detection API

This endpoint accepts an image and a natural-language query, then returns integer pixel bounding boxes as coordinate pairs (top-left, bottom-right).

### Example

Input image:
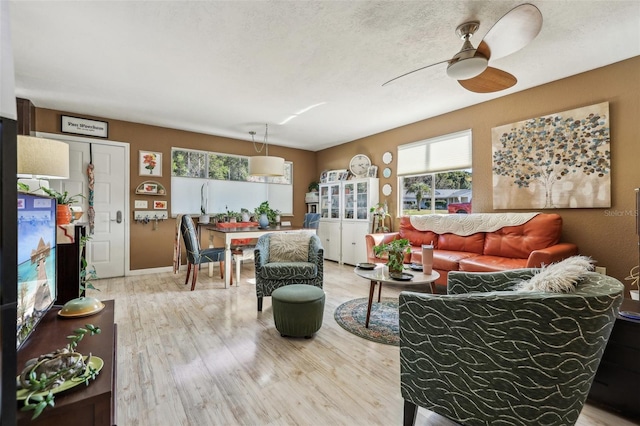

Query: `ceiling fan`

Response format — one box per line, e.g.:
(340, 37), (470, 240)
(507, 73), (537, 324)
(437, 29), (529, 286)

(382, 3), (543, 93)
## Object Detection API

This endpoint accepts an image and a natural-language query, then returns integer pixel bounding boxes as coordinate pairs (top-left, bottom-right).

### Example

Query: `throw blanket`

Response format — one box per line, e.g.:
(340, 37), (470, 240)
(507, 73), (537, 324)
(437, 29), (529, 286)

(409, 212), (539, 236)
(173, 214), (184, 274)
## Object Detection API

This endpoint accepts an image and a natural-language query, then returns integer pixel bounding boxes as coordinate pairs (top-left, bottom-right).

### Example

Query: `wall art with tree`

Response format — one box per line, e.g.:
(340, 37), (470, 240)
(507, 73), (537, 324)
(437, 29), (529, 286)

(492, 102), (610, 209)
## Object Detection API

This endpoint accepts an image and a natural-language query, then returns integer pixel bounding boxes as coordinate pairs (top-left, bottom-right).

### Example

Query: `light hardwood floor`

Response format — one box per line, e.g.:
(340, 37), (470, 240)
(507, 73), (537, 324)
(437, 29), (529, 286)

(91, 261), (638, 426)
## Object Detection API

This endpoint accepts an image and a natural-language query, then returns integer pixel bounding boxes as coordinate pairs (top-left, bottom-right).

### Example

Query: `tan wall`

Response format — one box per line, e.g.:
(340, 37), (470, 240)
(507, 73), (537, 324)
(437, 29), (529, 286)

(317, 56), (640, 291)
(34, 110), (318, 270)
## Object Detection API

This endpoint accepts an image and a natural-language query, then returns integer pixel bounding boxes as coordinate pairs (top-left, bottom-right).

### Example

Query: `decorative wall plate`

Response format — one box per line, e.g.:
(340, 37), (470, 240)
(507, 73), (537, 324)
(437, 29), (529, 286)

(383, 167), (392, 178)
(382, 184), (392, 196)
(382, 151), (393, 164)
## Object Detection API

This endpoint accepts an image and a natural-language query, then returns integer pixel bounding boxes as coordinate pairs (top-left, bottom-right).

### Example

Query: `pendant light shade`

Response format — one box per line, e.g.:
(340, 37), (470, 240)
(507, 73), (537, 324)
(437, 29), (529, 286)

(248, 124), (284, 177)
(249, 155), (285, 177)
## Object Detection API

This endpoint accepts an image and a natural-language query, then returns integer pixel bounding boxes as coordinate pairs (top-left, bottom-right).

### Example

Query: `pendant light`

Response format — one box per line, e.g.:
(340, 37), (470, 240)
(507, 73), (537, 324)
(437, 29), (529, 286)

(248, 124), (284, 177)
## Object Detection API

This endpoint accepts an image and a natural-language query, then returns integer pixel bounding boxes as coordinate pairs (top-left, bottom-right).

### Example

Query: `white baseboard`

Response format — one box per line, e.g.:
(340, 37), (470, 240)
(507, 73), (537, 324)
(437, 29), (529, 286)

(127, 266), (174, 276)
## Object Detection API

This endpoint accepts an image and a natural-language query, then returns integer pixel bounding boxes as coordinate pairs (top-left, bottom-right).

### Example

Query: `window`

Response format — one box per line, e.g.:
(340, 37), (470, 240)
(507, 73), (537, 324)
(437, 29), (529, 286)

(397, 130), (472, 215)
(172, 149), (207, 178)
(170, 147), (294, 216)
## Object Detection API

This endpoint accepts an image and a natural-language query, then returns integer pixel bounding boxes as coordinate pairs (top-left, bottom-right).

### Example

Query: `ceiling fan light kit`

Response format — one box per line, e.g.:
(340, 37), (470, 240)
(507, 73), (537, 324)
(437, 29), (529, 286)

(383, 3), (542, 93)
(446, 55), (488, 80)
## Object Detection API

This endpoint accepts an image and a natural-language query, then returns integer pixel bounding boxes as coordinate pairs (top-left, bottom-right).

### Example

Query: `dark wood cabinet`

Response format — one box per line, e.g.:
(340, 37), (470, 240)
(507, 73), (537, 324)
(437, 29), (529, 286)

(588, 298), (640, 419)
(57, 223), (87, 304)
(16, 300), (117, 426)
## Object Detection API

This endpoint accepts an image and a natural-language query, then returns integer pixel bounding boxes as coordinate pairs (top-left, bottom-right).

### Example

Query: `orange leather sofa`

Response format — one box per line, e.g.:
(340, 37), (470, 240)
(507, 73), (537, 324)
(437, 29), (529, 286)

(365, 213), (578, 288)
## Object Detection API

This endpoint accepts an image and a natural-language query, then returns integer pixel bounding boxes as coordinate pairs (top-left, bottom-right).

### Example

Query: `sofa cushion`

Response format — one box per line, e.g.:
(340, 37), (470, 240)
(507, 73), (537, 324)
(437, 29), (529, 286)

(483, 214), (562, 259)
(431, 250), (480, 272)
(260, 262), (317, 280)
(269, 233), (310, 262)
(459, 255), (528, 272)
(399, 217), (439, 248)
(437, 232), (485, 254)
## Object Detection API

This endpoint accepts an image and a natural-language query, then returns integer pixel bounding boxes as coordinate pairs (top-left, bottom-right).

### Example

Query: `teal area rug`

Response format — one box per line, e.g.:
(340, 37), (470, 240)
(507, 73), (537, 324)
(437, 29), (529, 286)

(334, 297), (399, 346)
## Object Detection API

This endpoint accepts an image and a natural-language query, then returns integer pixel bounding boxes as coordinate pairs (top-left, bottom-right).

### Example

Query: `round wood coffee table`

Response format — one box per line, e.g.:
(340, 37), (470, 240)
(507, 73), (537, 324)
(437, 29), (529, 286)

(354, 263), (440, 328)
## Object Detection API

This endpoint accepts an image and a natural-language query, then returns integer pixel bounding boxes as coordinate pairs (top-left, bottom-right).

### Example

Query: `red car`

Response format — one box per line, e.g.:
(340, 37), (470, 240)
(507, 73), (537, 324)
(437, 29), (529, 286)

(447, 202), (472, 214)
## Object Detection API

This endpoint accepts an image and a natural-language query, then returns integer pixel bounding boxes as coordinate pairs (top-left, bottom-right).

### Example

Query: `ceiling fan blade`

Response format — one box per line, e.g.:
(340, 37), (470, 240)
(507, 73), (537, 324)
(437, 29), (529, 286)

(481, 3), (543, 61)
(458, 67), (517, 93)
(382, 59), (450, 87)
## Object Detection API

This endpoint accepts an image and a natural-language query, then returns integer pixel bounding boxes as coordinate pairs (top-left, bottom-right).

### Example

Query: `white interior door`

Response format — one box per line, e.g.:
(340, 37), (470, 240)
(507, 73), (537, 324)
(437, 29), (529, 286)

(42, 134), (129, 278)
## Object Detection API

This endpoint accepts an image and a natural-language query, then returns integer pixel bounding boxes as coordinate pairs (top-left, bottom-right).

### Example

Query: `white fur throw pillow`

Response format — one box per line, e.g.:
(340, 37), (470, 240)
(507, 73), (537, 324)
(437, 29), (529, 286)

(512, 255), (594, 293)
(269, 233), (310, 263)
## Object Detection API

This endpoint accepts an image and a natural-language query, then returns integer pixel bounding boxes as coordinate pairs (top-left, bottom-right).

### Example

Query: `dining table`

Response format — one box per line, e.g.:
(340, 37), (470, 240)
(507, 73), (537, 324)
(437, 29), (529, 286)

(197, 222), (316, 288)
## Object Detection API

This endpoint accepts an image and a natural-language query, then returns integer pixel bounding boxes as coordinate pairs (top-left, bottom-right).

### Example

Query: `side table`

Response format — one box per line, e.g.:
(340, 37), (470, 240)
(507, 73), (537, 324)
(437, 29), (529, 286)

(588, 298), (640, 419)
(354, 264), (439, 328)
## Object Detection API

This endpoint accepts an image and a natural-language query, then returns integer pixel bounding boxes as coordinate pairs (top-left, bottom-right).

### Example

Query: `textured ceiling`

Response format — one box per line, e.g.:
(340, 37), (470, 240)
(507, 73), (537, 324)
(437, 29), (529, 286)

(9, 1), (640, 151)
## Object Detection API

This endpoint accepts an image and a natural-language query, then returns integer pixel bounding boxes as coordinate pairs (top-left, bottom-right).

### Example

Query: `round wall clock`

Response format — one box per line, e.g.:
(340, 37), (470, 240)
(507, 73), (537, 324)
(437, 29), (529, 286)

(382, 151), (393, 165)
(382, 184), (392, 196)
(349, 154), (371, 178)
(383, 167), (392, 178)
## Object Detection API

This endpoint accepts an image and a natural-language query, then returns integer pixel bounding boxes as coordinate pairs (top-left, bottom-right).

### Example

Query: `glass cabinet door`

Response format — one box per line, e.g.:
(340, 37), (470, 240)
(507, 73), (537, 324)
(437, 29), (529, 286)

(343, 182), (355, 219)
(320, 186), (330, 218)
(330, 184), (340, 219)
(356, 181), (368, 219)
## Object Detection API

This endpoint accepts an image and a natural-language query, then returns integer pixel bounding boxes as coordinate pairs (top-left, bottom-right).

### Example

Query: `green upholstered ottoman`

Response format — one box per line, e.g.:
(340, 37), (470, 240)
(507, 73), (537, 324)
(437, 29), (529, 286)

(272, 284), (325, 338)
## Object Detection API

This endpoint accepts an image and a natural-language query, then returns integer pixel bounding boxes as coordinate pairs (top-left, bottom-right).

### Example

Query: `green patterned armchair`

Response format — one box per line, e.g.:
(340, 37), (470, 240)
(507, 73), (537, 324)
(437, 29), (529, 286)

(399, 269), (624, 426)
(254, 233), (324, 311)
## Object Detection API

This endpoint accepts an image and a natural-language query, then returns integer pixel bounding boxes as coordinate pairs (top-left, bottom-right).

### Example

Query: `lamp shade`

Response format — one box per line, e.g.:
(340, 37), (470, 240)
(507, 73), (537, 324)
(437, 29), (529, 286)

(17, 135), (70, 179)
(249, 155), (285, 177)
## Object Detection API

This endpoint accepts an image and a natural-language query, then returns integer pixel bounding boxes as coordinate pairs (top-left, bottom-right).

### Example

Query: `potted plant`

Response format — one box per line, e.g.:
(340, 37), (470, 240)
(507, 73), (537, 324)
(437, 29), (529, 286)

(306, 181), (320, 204)
(40, 187), (84, 225)
(240, 208), (250, 223)
(255, 201), (275, 229)
(18, 324), (101, 419)
(373, 238), (411, 274)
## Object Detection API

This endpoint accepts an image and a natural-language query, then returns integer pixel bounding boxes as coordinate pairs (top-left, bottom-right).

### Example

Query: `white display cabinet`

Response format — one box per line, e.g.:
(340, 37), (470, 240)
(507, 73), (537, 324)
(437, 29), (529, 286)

(318, 178), (379, 265)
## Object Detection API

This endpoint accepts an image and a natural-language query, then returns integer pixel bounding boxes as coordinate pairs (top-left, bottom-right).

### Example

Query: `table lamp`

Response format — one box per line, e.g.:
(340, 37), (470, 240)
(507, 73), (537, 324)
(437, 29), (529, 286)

(17, 135), (70, 193)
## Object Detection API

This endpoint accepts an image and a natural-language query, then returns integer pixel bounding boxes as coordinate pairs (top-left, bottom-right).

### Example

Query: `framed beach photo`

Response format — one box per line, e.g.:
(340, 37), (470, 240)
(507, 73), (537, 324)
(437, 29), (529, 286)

(139, 151), (162, 177)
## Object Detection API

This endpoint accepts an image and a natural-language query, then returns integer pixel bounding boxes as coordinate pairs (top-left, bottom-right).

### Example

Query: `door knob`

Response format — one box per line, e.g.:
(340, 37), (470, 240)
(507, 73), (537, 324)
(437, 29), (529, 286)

(111, 211), (122, 223)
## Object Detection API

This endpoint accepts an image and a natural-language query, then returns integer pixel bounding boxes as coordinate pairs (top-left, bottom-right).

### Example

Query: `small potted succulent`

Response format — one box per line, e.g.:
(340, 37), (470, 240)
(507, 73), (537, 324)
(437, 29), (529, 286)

(373, 238), (411, 274)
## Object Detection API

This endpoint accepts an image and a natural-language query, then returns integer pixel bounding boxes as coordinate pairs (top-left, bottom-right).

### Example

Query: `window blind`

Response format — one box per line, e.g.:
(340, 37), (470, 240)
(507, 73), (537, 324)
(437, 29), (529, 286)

(397, 130), (472, 176)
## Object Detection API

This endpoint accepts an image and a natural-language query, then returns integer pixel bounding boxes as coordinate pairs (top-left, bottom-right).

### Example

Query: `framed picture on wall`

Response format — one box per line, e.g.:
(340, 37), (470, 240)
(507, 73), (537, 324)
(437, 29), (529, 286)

(368, 165), (378, 178)
(153, 200), (167, 210)
(139, 150), (162, 177)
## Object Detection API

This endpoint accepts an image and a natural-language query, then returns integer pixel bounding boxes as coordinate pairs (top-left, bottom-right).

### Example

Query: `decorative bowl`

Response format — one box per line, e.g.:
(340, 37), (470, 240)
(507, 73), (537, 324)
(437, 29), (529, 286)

(58, 297), (105, 318)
